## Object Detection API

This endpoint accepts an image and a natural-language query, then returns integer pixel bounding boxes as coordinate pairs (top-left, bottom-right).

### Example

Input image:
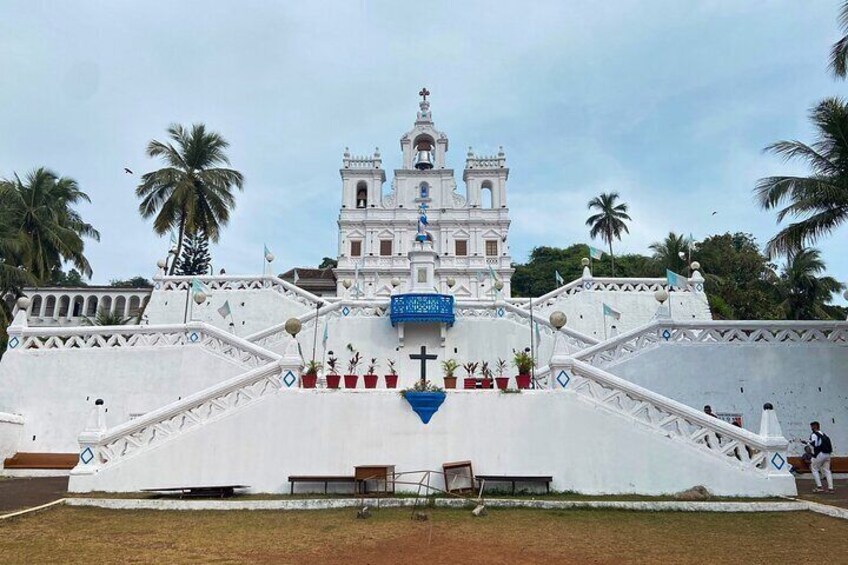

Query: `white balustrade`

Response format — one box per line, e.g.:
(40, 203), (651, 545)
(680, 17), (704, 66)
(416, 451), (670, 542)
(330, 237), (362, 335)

(154, 275), (322, 309)
(14, 287), (152, 326)
(530, 277), (702, 310)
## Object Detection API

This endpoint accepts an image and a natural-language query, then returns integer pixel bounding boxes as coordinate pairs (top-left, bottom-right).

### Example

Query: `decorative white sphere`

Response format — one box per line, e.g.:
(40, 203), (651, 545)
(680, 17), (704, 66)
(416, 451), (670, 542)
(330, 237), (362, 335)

(156, 259), (167, 269)
(654, 289), (669, 303)
(391, 277), (401, 287)
(691, 261), (700, 271)
(265, 252), (275, 263)
(494, 280), (504, 291)
(284, 318), (302, 336)
(549, 311), (567, 329)
(844, 289), (848, 301)
(446, 277), (456, 288)
(16, 296), (30, 310)
(581, 258), (590, 267)
(342, 279), (352, 289)
(193, 291), (207, 305)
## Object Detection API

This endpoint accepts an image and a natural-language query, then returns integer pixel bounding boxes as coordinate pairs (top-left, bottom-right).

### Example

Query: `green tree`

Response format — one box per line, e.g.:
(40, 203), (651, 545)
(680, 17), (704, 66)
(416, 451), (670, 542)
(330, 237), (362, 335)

(0, 167), (100, 281)
(649, 232), (690, 274)
(586, 192), (631, 276)
(755, 98), (848, 256)
(49, 268), (89, 287)
(109, 276), (153, 288)
(136, 124), (244, 275)
(830, 2), (848, 77)
(174, 230), (211, 276)
(81, 306), (133, 326)
(777, 248), (844, 320)
(318, 257), (338, 269)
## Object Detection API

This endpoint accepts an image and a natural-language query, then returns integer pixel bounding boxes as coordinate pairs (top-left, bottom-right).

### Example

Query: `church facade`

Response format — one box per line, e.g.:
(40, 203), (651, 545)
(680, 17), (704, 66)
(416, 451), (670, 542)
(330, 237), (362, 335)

(335, 91), (513, 299)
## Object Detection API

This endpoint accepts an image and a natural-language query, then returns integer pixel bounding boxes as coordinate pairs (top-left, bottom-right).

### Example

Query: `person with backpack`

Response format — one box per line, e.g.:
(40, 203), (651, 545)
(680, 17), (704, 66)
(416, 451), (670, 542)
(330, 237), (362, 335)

(804, 421), (834, 493)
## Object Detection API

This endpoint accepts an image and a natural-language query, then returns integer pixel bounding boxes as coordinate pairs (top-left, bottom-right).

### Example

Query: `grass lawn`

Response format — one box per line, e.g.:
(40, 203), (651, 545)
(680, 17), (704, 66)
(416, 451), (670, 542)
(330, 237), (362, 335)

(2, 506), (847, 564)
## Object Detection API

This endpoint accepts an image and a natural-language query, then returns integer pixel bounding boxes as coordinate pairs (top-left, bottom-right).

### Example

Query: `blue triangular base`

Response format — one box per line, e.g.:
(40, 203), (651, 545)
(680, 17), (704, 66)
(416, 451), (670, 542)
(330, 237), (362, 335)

(403, 391), (446, 424)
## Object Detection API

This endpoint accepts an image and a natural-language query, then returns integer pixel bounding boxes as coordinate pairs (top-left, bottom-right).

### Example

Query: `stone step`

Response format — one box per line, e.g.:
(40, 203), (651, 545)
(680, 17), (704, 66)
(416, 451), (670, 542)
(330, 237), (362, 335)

(3, 452), (78, 470)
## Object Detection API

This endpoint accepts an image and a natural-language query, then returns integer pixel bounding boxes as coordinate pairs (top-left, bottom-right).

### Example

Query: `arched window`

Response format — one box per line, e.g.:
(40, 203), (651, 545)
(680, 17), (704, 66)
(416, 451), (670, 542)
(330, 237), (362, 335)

(129, 296), (141, 316)
(115, 296), (127, 317)
(85, 296), (98, 317)
(419, 182), (430, 199)
(100, 296), (112, 315)
(44, 296), (56, 318)
(30, 295), (42, 317)
(480, 181), (493, 209)
(58, 295), (70, 317)
(356, 181), (367, 208)
(72, 296), (84, 317)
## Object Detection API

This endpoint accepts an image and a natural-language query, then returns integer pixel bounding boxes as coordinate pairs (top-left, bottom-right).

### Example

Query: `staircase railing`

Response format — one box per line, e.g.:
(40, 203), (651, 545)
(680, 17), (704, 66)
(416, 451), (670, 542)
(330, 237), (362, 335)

(528, 277), (699, 310)
(550, 357), (790, 475)
(153, 274), (323, 309)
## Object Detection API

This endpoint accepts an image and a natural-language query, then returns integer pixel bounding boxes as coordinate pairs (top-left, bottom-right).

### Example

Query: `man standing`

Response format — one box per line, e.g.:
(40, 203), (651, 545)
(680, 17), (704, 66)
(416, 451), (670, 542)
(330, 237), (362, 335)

(805, 421), (834, 493)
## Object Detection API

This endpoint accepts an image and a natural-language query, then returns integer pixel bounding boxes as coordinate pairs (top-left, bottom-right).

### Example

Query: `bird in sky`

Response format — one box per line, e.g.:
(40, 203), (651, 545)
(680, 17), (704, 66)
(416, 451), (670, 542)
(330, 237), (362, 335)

(711, 211), (717, 215)
(124, 167), (133, 174)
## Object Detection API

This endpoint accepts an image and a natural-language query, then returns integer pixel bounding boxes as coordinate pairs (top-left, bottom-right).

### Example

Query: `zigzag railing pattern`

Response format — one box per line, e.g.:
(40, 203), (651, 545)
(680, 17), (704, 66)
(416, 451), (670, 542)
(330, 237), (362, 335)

(153, 275), (322, 308)
(575, 320), (848, 369)
(530, 277), (700, 310)
(74, 361), (293, 470)
(6, 322), (280, 369)
(552, 358), (789, 474)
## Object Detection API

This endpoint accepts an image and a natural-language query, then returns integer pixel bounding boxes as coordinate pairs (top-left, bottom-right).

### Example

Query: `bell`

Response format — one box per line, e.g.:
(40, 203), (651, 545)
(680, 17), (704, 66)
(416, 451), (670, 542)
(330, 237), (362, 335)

(414, 150), (434, 170)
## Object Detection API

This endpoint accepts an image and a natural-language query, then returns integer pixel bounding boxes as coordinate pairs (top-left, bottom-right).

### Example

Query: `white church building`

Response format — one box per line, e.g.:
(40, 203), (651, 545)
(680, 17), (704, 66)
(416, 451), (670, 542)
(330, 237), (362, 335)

(0, 93), (846, 499)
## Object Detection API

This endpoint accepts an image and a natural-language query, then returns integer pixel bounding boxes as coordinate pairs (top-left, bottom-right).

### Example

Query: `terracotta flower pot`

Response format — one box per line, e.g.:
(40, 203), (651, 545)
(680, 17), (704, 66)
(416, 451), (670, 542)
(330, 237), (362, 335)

(443, 376), (457, 389)
(495, 377), (509, 390)
(363, 374), (378, 389)
(516, 373), (532, 389)
(344, 374), (359, 389)
(326, 374), (341, 389)
(302, 374), (318, 389)
(480, 378), (493, 389)
(464, 378), (477, 390)
(385, 374), (398, 389)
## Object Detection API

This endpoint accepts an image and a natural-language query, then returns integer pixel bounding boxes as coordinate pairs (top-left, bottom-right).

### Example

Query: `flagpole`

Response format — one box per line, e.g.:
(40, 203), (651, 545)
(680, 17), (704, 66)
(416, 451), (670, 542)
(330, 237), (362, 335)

(529, 297), (536, 388)
(603, 310), (608, 340)
(311, 302), (320, 364)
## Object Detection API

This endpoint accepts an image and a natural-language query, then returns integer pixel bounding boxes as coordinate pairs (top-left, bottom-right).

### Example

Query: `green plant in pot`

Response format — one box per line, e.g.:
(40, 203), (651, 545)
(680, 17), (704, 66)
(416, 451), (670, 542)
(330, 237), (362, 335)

(326, 352), (341, 389)
(462, 361), (479, 390)
(345, 343), (361, 389)
(480, 361), (493, 389)
(513, 348), (535, 389)
(302, 359), (321, 389)
(385, 359), (399, 389)
(495, 358), (509, 390)
(441, 359), (459, 389)
(364, 358), (379, 389)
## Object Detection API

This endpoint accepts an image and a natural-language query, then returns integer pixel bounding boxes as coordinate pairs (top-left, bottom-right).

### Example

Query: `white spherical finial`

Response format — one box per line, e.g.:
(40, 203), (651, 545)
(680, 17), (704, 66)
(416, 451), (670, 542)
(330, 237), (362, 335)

(494, 279), (504, 291)
(157, 259), (167, 269)
(654, 289), (669, 304)
(342, 279), (352, 289)
(265, 252), (274, 263)
(446, 277), (456, 288)
(549, 311), (567, 329)
(391, 277), (401, 288)
(17, 296), (30, 310)
(691, 261), (700, 271)
(581, 258), (590, 267)
(843, 289), (848, 301)
(193, 291), (207, 305)
(284, 318), (302, 336)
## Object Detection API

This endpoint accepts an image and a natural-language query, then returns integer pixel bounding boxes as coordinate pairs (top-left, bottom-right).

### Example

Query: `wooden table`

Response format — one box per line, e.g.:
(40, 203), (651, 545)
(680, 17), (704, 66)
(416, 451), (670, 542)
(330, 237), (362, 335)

(354, 465), (395, 495)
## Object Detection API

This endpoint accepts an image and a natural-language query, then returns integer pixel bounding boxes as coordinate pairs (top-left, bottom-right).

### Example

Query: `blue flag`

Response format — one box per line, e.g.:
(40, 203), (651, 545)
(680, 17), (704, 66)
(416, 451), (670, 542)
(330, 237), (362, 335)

(588, 245), (604, 260)
(666, 269), (688, 289)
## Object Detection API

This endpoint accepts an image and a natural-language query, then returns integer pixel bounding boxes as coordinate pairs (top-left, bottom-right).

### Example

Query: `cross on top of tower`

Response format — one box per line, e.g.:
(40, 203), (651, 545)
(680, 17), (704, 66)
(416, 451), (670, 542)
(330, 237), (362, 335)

(419, 87), (430, 102)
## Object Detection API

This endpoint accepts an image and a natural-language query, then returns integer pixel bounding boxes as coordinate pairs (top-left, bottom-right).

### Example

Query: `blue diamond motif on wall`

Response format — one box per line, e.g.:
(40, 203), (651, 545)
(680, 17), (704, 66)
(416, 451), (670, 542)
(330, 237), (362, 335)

(497, 307), (505, 317)
(695, 283), (704, 292)
(342, 306), (350, 316)
(8, 336), (19, 349)
(556, 370), (570, 388)
(283, 370), (296, 387)
(189, 332), (200, 343)
(154, 282), (161, 289)
(583, 281), (592, 289)
(661, 329), (671, 341)
(771, 452), (786, 471)
(80, 447), (94, 465)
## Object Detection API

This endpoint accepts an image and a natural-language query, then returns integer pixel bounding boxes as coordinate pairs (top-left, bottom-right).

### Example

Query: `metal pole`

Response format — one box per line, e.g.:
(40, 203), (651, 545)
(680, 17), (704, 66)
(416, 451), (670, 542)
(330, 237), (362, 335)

(183, 285), (190, 323)
(529, 297), (536, 387)
(311, 302), (320, 364)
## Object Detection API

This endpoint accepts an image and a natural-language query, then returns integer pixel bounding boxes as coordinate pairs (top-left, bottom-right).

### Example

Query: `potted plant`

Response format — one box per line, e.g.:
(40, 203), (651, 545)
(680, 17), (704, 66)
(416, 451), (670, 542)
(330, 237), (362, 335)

(480, 361), (493, 389)
(302, 359), (321, 389)
(385, 359), (399, 389)
(345, 344), (361, 389)
(326, 352), (341, 389)
(513, 349), (535, 389)
(364, 358), (379, 389)
(495, 358), (509, 390)
(400, 379), (446, 424)
(462, 361), (479, 390)
(441, 359), (459, 389)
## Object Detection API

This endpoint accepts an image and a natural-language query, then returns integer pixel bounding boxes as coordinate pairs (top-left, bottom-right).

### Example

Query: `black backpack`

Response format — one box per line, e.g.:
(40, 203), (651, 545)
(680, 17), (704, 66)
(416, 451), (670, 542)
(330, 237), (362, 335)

(815, 431), (833, 455)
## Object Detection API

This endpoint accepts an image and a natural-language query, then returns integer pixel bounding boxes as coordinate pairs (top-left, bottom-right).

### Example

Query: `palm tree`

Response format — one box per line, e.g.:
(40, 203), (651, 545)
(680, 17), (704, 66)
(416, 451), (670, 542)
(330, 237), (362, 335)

(649, 232), (689, 274)
(136, 124), (244, 275)
(0, 168), (100, 282)
(586, 192), (631, 276)
(777, 248), (844, 320)
(81, 306), (133, 326)
(830, 2), (848, 77)
(755, 98), (848, 257)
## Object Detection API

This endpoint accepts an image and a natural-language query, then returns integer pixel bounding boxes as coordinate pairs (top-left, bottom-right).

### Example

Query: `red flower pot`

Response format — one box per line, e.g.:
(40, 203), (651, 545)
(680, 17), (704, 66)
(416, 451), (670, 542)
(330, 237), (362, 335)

(326, 374), (341, 389)
(443, 376), (457, 389)
(480, 378), (493, 389)
(516, 373), (532, 389)
(495, 377), (509, 390)
(363, 374), (378, 389)
(302, 374), (318, 388)
(344, 375), (359, 389)
(385, 374), (398, 389)
(464, 378), (477, 389)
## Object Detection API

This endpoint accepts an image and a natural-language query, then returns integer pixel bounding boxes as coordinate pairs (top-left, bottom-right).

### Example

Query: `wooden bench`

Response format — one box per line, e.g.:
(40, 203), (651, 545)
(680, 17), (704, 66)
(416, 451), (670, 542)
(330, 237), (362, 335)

(288, 475), (356, 494)
(3, 452), (78, 470)
(141, 485), (248, 498)
(788, 456), (848, 474)
(475, 474), (553, 495)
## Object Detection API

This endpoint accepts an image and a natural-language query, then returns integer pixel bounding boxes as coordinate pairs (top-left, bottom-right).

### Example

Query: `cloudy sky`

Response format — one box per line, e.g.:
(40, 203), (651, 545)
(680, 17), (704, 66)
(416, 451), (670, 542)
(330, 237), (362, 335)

(1, 1), (846, 302)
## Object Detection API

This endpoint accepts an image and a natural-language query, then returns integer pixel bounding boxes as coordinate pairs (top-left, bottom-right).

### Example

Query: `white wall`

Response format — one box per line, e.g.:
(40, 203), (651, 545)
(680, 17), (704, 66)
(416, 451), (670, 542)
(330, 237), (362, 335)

(0, 347), (246, 453)
(69, 389), (794, 497)
(607, 344), (848, 455)
(0, 412), (23, 464)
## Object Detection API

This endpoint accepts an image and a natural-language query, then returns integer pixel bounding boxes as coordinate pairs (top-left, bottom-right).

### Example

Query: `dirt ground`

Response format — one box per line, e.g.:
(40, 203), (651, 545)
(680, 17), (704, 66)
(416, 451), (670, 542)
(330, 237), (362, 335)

(0, 476), (68, 513)
(2, 506), (848, 564)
